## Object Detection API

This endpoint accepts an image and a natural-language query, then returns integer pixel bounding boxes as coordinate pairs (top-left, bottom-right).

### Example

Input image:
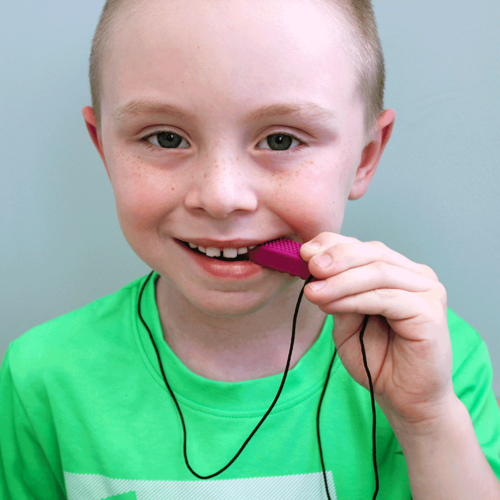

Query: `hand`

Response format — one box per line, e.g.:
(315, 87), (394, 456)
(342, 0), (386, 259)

(300, 232), (456, 431)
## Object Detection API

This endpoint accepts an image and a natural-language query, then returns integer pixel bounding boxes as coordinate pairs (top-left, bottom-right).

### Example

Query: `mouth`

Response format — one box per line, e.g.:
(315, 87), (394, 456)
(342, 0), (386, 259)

(176, 239), (254, 262)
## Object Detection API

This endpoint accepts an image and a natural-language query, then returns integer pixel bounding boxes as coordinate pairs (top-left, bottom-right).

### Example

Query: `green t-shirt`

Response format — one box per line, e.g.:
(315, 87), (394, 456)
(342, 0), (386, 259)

(1, 272), (500, 499)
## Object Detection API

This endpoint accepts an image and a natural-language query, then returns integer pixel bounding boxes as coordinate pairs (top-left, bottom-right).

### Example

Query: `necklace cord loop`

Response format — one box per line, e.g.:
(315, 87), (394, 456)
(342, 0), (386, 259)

(138, 271), (378, 499)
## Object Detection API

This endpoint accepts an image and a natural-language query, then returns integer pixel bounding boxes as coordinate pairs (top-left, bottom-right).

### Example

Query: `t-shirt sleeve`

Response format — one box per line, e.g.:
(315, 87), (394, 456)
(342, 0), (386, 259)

(0, 345), (66, 500)
(449, 310), (500, 481)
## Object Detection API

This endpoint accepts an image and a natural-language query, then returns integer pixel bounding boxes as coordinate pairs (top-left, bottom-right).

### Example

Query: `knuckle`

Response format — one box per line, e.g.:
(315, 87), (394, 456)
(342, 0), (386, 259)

(434, 282), (448, 306)
(421, 264), (438, 280)
(332, 243), (348, 260)
(318, 231), (338, 243)
(369, 240), (387, 249)
(374, 260), (391, 276)
(424, 282), (447, 311)
(376, 288), (394, 300)
(332, 243), (348, 256)
(430, 299), (446, 320)
(420, 303), (437, 323)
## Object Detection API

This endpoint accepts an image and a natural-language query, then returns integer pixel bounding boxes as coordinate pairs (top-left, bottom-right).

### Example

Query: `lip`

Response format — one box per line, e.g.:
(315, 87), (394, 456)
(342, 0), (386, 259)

(174, 238), (265, 279)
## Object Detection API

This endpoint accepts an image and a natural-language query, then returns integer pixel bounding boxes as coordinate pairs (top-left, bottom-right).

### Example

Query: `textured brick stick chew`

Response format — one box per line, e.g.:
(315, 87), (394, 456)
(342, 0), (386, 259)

(248, 238), (313, 280)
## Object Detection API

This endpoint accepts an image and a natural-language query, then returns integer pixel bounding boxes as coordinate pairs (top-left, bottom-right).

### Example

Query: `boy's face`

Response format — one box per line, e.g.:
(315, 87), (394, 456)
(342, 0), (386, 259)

(84, 0), (391, 317)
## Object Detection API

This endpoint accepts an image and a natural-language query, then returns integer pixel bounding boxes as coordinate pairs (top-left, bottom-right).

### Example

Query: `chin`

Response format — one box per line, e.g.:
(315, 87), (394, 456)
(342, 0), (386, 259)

(187, 293), (272, 318)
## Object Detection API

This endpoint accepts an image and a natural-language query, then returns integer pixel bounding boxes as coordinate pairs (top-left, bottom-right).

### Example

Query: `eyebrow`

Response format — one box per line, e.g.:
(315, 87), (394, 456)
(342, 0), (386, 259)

(113, 100), (337, 124)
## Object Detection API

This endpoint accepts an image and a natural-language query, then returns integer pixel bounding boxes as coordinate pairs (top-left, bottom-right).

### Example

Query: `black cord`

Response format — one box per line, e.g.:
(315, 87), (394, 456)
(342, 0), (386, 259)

(316, 336), (337, 499)
(359, 313), (379, 499)
(316, 308), (376, 499)
(138, 270), (309, 479)
(138, 271), (379, 499)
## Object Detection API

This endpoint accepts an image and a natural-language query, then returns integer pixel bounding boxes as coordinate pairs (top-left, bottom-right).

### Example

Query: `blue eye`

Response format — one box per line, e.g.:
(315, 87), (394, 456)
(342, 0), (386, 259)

(142, 130), (307, 153)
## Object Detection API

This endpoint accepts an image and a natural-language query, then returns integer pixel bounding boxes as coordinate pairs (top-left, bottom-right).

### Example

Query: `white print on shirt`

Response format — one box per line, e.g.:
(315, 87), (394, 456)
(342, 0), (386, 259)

(64, 470), (337, 500)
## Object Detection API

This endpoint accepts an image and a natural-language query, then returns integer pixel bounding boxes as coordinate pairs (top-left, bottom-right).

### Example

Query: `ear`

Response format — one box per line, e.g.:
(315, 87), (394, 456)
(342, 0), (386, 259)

(82, 106), (111, 180)
(348, 108), (396, 200)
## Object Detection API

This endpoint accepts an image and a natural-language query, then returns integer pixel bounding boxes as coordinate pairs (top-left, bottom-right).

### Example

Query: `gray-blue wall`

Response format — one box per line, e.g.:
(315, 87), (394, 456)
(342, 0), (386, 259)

(2, 1), (499, 394)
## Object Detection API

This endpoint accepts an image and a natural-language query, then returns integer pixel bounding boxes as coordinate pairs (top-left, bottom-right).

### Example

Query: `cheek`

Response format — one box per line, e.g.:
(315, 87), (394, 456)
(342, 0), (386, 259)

(109, 158), (181, 229)
(267, 158), (350, 236)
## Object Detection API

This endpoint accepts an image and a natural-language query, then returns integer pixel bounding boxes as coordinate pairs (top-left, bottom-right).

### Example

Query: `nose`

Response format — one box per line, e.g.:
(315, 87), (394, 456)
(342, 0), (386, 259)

(184, 154), (258, 219)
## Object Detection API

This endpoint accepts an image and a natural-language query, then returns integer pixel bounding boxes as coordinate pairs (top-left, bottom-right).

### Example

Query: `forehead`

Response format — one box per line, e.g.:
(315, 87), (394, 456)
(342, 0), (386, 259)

(101, 0), (361, 128)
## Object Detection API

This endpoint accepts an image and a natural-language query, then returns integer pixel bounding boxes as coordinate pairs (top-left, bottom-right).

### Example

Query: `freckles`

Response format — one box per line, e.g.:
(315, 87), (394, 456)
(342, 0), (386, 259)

(270, 160), (308, 182)
(130, 159), (146, 177)
(112, 149), (148, 179)
(297, 159), (317, 179)
(267, 160), (315, 196)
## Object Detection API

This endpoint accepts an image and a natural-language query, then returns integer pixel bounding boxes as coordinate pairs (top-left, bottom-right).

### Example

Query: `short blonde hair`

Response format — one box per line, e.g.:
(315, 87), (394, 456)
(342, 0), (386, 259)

(88, 0), (385, 138)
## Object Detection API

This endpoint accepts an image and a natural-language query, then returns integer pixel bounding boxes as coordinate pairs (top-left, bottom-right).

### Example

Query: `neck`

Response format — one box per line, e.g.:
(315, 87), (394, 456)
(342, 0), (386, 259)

(155, 276), (327, 382)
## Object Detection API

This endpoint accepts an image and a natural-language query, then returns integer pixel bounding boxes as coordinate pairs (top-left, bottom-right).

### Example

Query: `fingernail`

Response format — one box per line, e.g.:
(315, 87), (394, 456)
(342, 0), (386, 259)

(303, 241), (321, 251)
(309, 280), (326, 291)
(313, 253), (332, 269)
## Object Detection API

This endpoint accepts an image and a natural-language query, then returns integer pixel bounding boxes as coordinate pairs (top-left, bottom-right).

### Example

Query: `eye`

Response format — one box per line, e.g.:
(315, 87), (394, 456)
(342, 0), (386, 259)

(258, 132), (306, 153)
(141, 130), (307, 153)
(143, 131), (190, 149)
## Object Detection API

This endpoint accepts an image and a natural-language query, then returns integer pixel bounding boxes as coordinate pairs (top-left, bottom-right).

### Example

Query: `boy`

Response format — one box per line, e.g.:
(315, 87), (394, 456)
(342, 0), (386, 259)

(1, 0), (500, 499)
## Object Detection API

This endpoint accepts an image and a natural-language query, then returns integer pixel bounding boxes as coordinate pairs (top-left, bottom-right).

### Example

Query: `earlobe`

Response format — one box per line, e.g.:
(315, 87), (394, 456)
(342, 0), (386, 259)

(348, 109), (396, 200)
(82, 106), (110, 178)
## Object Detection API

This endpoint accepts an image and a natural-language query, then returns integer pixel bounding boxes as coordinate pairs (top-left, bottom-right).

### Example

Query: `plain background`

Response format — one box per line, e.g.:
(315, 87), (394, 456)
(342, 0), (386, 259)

(1, 1), (499, 395)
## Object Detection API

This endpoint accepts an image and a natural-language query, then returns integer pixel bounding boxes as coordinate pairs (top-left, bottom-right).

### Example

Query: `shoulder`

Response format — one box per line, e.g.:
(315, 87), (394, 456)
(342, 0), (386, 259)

(5, 275), (147, 391)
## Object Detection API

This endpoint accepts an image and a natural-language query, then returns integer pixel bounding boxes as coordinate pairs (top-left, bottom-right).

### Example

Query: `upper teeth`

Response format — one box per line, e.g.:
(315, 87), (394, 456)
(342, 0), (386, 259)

(188, 242), (256, 258)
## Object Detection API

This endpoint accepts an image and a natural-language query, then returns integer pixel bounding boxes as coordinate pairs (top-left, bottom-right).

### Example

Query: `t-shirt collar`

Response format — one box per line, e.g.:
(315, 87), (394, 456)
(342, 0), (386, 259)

(134, 271), (338, 415)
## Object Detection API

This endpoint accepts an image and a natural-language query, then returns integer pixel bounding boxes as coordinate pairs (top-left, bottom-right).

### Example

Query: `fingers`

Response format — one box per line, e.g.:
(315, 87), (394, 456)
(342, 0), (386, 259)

(300, 234), (447, 335)
(307, 262), (434, 302)
(302, 236), (436, 281)
(309, 285), (446, 332)
(307, 271), (446, 329)
(301, 232), (358, 261)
